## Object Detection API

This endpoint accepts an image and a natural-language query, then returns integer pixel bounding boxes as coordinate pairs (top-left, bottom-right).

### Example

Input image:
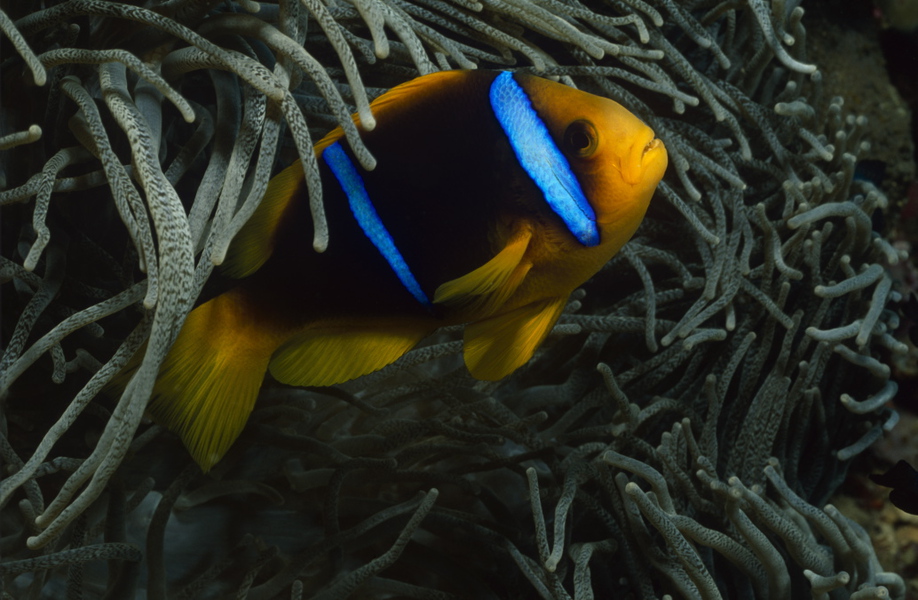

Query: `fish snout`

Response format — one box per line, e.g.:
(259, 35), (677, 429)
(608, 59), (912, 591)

(624, 129), (667, 186)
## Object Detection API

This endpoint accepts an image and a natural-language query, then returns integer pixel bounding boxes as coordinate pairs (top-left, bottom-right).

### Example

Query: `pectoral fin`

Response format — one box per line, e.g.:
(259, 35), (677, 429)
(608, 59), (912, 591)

(433, 225), (533, 316)
(145, 292), (280, 471)
(463, 295), (567, 381)
(268, 319), (436, 387)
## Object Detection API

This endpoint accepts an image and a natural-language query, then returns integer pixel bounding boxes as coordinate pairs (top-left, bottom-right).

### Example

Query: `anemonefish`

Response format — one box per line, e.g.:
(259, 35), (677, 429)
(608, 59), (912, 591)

(870, 460), (918, 514)
(143, 70), (667, 470)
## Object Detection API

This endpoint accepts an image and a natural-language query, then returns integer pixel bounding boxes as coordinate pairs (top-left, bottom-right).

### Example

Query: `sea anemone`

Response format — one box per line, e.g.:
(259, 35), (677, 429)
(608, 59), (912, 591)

(0, 0), (905, 597)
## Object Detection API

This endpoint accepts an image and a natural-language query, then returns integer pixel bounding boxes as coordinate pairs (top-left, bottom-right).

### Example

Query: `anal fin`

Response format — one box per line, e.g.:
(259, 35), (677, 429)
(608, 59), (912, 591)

(268, 318), (436, 387)
(463, 296), (567, 381)
(146, 291), (280, 471)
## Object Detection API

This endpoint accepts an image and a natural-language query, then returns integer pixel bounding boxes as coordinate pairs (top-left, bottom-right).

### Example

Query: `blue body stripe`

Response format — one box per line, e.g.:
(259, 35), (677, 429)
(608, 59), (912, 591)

(322, 141), (432, 307)
(489, 71), (599, 246)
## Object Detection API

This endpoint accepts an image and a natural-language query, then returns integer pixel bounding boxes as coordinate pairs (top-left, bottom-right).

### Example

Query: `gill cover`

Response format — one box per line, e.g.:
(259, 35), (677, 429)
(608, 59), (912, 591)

(489, 72), (599, 247)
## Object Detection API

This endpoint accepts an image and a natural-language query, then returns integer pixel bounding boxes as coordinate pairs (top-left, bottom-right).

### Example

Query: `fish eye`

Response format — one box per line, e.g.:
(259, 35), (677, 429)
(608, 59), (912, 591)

(563, 120), (598, 157)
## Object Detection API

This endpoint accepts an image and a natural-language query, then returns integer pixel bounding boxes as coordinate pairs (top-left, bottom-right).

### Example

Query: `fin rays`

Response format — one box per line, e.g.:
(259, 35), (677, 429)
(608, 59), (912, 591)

(463, 295), (567, 380)
(269, 319), (436, 387)
(223, 161), (303, 279)
(145, 293), (279, 471)
(434, 225), (533, 316)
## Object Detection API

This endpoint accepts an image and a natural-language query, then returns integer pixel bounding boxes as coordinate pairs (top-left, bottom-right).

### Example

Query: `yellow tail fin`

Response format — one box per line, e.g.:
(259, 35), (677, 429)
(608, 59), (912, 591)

(146, 291), (282, 471)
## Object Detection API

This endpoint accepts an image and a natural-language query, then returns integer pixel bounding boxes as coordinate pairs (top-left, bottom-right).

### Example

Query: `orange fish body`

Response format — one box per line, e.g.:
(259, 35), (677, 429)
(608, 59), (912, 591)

(144, 70), (668, 469)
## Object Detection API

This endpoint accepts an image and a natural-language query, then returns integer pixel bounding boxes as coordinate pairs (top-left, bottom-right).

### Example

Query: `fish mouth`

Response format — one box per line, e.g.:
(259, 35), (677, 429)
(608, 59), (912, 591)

(642, 138), (664, 161)
(626, 130), (666, 184)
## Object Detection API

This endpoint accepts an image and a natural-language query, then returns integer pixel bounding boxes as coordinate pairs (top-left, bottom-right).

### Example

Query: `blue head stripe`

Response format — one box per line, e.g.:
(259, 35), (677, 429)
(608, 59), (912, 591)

(322, 142), (432, 307)
(489, 72), (599, 247)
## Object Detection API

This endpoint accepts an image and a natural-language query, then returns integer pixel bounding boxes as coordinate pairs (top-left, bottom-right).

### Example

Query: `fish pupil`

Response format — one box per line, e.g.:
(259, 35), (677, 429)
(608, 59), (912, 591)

(570, 131), (590, 150)
(564, 120), (598, 157)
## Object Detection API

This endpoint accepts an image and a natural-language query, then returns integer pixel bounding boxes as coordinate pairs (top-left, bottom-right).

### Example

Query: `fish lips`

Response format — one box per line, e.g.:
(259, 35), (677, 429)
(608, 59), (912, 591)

(624, 130), (667, 186)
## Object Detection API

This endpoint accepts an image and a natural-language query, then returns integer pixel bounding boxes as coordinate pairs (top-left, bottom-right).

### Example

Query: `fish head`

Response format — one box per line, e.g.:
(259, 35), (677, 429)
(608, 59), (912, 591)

(516, 74), (668, 251)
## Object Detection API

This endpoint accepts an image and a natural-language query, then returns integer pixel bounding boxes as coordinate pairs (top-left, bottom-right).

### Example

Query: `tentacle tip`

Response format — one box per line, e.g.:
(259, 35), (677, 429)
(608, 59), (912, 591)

(26, 535), (43, 550)
(211, 249), (226, 267)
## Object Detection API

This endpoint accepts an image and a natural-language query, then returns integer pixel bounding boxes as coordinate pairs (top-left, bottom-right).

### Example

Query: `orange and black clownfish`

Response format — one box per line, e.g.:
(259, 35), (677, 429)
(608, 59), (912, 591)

(870, 460), (918, 514)
(144, 70), (668, 470)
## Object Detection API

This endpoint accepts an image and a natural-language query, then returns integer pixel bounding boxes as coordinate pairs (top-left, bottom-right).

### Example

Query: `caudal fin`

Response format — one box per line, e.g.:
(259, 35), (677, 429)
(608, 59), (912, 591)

(147, 291), (281, 471)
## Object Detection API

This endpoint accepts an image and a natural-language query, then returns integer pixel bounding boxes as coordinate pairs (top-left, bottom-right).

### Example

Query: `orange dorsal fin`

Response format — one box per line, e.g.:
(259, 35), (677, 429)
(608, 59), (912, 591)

(268, 318), (436, 387)
(364, 71), (470, 119)
(314, 70), (474, 155)
(462, 295), (567, 381)
(222, 161), (303, 279)
(145, 292), (282, 470)
(433, 225), (533, 317)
